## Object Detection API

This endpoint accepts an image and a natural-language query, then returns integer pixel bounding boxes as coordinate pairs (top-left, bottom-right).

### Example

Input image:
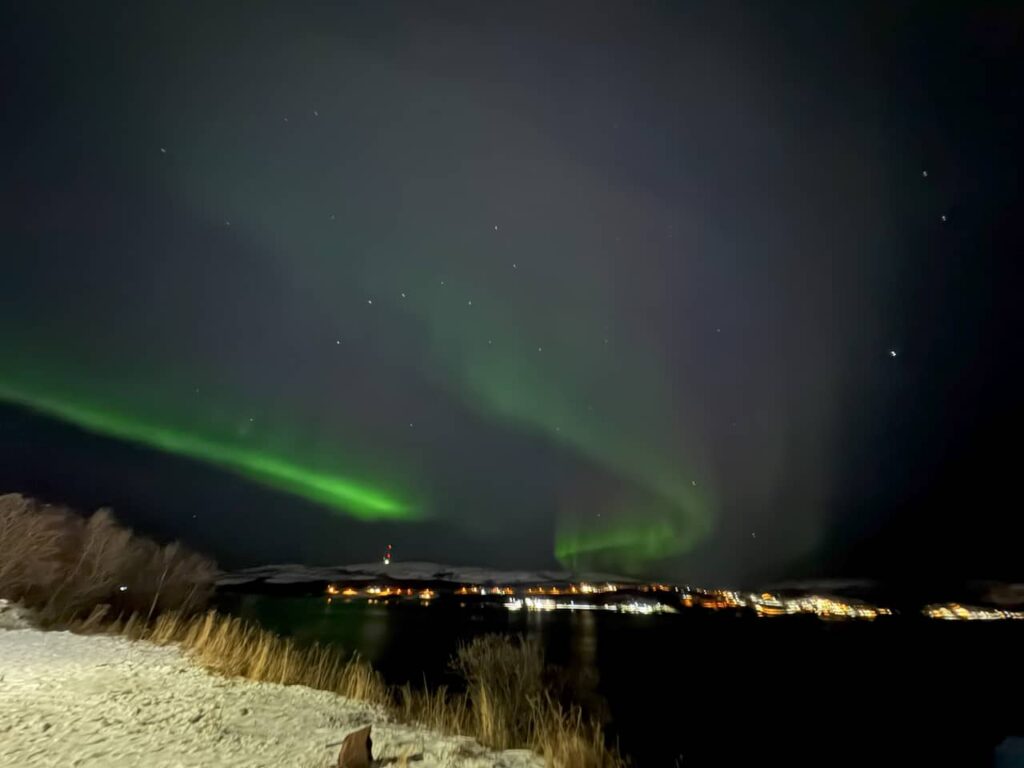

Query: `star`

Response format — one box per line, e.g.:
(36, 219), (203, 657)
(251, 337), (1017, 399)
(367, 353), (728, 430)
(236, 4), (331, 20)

(889, 349), (898, 357)
(922, 170), (928, 178)
(537, 346), (543, 352)
(751, 532), (757, 539)
(248, 417), (254, 423)
(408, 422), (414, 428)
(512, 263), (517, 269)
(467, 300), (473, 306)
(283, 117), (289, 123)
(401, 292), (406, 298)
(225, 220), (231, 227)
(440, 280), (445, 286)
(716, 328), (721, 333)
(159, 147), (167, 154)
(367, 299), (373, 305)
(493, 225), (498, 231)
(336, 340), (340, 345)
(313, 110), (319, 117)
(329, 214), (335, 220)
(487, 339), (493, 345)
(941, 214), (947, 222)
(691, 480), (697, 486)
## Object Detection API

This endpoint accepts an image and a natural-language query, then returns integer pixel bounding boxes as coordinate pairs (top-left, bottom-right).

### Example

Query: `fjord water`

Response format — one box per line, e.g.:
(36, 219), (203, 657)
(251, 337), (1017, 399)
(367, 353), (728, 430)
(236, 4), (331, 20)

(220, 595), (1022, 766)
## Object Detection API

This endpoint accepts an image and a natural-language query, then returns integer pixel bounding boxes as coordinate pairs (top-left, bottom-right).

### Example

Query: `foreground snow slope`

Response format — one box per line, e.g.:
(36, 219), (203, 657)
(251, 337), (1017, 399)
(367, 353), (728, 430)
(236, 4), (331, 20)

(0, 628), (541, 768)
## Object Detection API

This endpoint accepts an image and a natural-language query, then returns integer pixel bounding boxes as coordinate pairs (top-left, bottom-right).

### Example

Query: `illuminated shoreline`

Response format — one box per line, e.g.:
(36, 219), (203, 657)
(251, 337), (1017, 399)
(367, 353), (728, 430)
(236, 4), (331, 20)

(313, 580), (1024, 621)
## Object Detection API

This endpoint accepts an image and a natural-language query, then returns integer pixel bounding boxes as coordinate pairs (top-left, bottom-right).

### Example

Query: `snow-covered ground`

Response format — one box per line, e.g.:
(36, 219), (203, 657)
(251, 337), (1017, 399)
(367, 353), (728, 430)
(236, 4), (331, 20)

(0, 627), (542, 768)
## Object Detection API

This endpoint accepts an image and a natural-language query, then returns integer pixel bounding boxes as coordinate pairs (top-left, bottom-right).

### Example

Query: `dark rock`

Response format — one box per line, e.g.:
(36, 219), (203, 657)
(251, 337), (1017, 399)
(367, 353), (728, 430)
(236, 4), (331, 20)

(337, 725), (373, 768)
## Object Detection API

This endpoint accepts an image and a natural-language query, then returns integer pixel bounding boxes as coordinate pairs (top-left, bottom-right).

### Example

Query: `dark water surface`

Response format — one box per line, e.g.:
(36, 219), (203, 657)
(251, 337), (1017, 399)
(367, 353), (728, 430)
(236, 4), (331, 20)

(219, 595), (1023, 767)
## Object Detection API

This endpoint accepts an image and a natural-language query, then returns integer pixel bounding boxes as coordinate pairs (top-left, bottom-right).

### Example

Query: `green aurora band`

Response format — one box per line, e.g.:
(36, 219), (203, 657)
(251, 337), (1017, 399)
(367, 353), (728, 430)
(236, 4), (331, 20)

(0, 385), (413, 521)
(384, 262), (715, 573)
(553, 519), (682, 566)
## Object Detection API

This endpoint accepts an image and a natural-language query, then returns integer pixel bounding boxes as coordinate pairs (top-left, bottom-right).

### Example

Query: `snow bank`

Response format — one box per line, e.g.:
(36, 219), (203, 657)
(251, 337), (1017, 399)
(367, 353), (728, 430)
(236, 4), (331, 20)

(0, 598), (33, 629)
(0, 628), (542, 768)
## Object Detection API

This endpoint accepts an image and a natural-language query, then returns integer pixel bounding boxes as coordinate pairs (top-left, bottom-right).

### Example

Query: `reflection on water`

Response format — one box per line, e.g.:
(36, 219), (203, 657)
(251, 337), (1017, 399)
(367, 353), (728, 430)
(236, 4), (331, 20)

(356, 605), (389, 656)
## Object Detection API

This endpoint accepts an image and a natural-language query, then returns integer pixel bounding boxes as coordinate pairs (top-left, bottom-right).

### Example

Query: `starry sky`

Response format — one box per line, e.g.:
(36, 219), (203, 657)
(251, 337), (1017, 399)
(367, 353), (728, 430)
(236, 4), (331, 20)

(2, 1), (1022, 585)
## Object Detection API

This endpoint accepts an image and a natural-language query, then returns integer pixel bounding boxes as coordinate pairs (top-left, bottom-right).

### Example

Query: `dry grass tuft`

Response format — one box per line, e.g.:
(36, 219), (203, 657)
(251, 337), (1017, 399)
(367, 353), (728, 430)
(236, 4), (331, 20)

(438, 634), (624, 766)
(134, 610), (392, 706)
(451, 633), (544, 749)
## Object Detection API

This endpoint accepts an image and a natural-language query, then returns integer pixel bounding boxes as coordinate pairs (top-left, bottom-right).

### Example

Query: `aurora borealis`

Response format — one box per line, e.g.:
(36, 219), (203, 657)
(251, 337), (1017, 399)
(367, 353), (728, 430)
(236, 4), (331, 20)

(0, 385), (411, 520)
(3, 1), (1022, 582)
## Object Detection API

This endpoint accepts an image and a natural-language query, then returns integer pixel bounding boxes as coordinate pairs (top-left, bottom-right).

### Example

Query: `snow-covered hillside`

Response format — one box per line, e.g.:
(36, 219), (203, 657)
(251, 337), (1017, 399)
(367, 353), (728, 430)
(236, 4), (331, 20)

(218, 560), (638, 588)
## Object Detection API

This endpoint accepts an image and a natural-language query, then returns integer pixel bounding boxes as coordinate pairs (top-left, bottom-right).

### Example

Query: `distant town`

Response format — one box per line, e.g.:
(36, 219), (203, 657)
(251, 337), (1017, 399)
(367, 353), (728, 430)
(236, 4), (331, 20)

(222, 562), (1024, 622)
(326, 582), (1024, 621)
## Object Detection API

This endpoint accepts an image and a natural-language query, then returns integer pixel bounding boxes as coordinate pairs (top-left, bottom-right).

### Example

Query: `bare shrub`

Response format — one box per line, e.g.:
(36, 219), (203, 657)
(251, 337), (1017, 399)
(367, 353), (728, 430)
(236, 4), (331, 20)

(137, 541), (217, 619)
(0, 494), (67, 602)
(0, 493), (216, 623)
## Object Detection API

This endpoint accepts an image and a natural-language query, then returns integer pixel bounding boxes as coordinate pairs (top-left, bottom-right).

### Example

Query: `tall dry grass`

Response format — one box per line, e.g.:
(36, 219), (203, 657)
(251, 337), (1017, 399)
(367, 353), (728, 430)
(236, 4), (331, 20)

(79, 608), (625, 767)
(0, 493), (216, 623)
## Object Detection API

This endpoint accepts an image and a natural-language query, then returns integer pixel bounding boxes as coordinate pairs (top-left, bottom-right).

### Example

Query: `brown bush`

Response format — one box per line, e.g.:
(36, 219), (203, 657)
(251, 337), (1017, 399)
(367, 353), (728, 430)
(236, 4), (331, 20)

(0, 494), (67, 601)
(0, 493), (216, 623)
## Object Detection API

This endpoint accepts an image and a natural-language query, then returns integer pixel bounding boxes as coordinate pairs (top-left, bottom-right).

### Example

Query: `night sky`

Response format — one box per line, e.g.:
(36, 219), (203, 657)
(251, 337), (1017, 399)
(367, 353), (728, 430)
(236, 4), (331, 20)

(2, 2), (1022, 585)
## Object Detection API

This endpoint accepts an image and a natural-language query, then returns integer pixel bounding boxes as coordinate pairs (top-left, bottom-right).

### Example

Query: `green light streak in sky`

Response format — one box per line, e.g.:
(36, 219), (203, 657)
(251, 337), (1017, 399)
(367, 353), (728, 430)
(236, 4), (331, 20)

(0, 386), (413, 521)
(553, 519), (682, 573)
(398, 268), (716, 573)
